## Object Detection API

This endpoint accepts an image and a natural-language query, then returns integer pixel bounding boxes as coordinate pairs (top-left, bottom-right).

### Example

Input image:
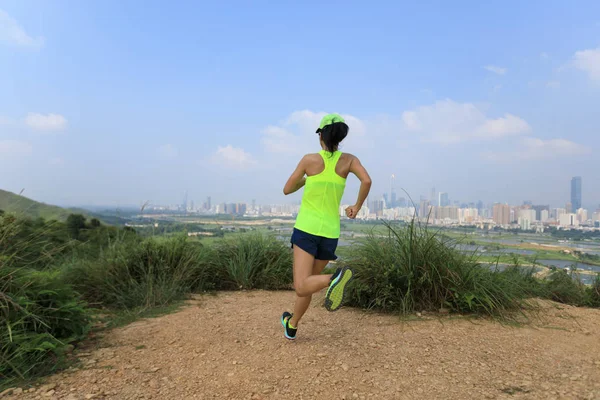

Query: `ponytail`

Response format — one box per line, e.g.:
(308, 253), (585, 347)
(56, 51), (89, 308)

(320, 122), (349, 154)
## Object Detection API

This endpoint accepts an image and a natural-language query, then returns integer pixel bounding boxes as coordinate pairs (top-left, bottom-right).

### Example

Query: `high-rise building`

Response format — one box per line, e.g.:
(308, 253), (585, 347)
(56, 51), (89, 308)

(540, 210), (549, 222)
(391, 191), (397, 208)
(419, 199), (431, 218)
(532, 205), (549, 221)
(559, 213), (579, 227)
(571, 176), (582, 213)
(493, 204), (511, 225)
(430, 187), (436, 203)
(371, 198), (385, 214)
(518, 209), (537, 222)
(438, 192), (449, 207)
(576, 208), (588, 223)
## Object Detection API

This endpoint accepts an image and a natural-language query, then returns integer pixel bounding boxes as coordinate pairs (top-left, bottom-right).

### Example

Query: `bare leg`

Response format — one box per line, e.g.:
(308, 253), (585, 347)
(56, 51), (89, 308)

(290, 258), (329, 327)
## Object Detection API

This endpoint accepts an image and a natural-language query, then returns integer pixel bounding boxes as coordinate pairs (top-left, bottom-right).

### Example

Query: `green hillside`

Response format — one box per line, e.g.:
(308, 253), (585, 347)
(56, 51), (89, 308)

(0, 189), (81, 221)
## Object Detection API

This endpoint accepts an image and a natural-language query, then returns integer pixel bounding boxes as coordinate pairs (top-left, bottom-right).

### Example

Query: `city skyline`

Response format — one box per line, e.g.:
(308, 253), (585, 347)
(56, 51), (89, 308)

(1, 2), (600, 208)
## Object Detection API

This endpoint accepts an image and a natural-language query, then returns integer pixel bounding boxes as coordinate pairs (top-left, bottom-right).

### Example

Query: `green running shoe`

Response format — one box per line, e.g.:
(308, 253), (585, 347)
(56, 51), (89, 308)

(324, 267), (353, 312)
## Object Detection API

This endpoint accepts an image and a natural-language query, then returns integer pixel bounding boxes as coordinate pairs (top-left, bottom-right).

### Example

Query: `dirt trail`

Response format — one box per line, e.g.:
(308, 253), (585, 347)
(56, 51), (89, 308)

(5, 291), (600, 400)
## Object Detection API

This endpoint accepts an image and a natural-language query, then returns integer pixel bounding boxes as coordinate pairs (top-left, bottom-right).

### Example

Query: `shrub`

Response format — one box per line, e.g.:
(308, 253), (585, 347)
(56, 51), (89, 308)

(1, 265), (89, 385)
(585, 274), (600, 307)
(344, 221), (533, 317)
(63, 235), (210, 310)
(544, 270), (586, 306)
(211, 233), (292, 290)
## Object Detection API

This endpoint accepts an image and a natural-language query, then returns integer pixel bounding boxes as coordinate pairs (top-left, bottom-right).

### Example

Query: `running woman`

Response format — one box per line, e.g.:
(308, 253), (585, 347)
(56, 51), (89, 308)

(280, 113), (372, 340)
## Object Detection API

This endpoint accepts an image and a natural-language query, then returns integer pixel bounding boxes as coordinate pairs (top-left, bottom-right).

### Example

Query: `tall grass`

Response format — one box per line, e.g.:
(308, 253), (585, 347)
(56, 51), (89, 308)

(210, 233), (293, 290)
(63, 235), (211, 310)
(1, 216), (89, 387)
(344, 221), (535, 316)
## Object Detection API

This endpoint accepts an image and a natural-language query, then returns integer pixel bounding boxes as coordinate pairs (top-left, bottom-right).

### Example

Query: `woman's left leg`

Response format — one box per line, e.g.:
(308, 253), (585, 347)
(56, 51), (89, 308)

(289, 258), (329, 328)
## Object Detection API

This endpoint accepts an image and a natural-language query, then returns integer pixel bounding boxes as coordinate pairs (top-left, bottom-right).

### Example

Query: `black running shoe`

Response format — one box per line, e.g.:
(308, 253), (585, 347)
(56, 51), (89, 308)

(280, 311), (297, 340)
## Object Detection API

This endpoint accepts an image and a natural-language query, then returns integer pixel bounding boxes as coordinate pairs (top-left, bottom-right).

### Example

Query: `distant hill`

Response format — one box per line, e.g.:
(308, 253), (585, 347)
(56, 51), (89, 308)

(0, 189), (88, 221)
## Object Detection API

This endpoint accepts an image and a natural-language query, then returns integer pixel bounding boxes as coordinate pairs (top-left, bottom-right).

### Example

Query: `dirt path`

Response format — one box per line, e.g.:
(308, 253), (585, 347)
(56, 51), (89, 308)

(5, 291), (600, 400)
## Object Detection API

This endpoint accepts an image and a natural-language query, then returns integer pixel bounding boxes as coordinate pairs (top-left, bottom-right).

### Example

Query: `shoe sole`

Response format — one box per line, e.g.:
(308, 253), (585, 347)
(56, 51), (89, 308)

(324, 268), (353, 312)
(280, 314), (296, 340)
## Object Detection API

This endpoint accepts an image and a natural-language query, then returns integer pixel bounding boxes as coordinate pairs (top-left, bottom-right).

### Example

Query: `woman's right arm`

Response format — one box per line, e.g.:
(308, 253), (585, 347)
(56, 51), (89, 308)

(283, 156), (308, 195)
(346, 156), (372, 219)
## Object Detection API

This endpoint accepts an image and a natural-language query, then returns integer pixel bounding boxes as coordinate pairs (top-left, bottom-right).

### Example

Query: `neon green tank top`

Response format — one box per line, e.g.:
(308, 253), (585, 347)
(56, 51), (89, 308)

(294, 150), (346, 239)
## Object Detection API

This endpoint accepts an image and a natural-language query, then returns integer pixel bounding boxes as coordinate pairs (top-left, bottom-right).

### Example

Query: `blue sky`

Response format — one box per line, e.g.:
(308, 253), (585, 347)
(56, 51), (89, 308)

(1, 0), (599, 209)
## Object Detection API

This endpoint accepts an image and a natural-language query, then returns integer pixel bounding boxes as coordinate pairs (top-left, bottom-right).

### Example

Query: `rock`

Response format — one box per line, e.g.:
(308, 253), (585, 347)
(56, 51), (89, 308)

(39, 384), (56, 393)
(416, 313), (422, 317)
(439, 308), (450, 314)
(417, 369), (425, 374)
(43, 389), (56, 397)
(149, 380), (160, 389)
(149, 367), (160, 373)
(0, 388), (17, 397)
(342, 364), (349, 372)
(317, 353), (326, 358)
(84, 394), (98, 400)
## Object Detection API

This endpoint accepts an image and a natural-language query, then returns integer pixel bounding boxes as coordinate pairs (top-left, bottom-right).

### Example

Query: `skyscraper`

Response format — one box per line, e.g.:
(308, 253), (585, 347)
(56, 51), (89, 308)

(571, 176), (582, 213)
(438, 192), (449, 207)
(493, 204), (511, 225)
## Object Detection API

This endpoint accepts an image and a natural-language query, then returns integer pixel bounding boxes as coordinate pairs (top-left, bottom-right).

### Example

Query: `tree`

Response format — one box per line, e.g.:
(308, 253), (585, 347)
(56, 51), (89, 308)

(90, 218), (101, 228)
(66, 214), (86, 239)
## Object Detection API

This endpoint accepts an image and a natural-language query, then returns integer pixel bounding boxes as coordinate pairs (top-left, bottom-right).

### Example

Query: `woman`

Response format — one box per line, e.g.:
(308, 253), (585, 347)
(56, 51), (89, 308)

(281, 113), (372, 340)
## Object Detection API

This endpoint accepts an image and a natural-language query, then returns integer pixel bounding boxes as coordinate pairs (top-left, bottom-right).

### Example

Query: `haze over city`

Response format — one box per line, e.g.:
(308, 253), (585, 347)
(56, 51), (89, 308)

(1, 1), (600, 209)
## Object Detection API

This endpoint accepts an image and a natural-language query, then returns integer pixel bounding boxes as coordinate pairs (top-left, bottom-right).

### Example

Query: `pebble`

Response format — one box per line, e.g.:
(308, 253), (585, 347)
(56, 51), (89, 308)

(43, 389), (56, 397)
(0, 388), (17, 397)
(342, 364), (349, 372)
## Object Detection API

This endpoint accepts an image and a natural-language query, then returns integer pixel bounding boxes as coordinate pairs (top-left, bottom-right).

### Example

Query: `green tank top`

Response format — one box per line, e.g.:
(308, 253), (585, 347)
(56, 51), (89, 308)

(294, 150), (346, 239)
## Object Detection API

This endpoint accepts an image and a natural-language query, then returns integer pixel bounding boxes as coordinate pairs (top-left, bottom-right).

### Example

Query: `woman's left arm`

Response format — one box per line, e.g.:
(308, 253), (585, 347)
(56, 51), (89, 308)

(283, 156), (307, 195)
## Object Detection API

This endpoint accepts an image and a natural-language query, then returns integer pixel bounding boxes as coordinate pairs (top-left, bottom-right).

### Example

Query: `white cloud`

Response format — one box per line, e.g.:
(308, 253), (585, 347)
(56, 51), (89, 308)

(261, 126), (301, 154)
(521, 137), (590, 157)
(0, 9), (44, 48)
(25, 113), (68, 131)
(0, 140), (32, 157)
(546, 80), (561, 89)
(484, 65), (507, 75)
(261, 110), (368, 157)
(572, 47), (600, 82)
(483, 137), (590, 162)
(157, 144), (178, 160)
(540, 52), (549, 60)
(211, 145), (257, 169)
(401, 99), (530, 144)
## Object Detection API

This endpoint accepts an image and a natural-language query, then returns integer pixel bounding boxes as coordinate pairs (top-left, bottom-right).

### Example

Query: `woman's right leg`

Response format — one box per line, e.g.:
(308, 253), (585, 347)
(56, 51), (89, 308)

(293, 246), (332, 297)
(289, 258), (329, 327)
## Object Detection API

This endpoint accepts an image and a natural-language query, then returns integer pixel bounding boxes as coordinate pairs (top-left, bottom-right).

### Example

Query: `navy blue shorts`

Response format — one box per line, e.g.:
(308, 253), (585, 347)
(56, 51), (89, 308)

(290, 228), (338, 261)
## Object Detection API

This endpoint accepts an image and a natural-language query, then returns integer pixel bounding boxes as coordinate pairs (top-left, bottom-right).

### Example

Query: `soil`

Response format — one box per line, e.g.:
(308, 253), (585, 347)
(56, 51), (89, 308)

(3, 291), (600, 400)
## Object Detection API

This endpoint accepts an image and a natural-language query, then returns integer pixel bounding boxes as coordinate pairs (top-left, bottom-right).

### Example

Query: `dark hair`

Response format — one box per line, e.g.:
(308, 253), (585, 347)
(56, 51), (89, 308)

(320, 122), (349, 153)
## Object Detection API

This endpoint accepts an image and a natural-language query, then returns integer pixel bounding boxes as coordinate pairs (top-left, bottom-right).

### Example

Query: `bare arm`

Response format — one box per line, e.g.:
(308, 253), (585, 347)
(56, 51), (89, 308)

(346, 156), (372, 219)
(283, 156), (307, 195)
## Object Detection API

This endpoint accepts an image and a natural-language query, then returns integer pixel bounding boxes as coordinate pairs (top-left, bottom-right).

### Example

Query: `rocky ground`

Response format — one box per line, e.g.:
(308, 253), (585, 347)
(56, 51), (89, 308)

(2, 291), (600, 399)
